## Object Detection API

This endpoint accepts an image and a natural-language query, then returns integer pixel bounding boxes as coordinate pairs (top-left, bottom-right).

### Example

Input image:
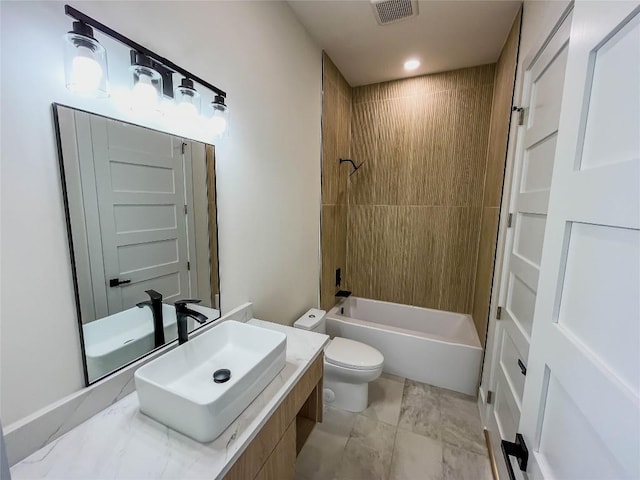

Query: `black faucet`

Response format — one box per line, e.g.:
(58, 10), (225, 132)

(335, 290), (352, 298)
(137, 289), (165, 348)
(175, 299), (208, 345)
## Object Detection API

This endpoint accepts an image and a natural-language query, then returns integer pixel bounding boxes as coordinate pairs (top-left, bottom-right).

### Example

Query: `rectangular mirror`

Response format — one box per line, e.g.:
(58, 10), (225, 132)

(53, 104), (221, 384)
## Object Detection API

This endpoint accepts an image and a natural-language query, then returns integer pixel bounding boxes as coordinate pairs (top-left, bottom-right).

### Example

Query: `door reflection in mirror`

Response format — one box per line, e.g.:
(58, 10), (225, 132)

(53, 104), (221, 384)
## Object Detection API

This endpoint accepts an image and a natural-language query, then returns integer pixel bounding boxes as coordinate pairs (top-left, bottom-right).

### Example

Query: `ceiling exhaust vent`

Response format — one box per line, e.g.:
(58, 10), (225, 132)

(370, 0), (419, 25)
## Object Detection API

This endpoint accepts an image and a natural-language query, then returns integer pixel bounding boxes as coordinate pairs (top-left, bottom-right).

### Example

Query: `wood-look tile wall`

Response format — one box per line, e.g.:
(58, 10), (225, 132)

(471, 11), (522, 345)
(347, 65), (495, 313)
(320, 53), (352, 311)
(206, 145), (220, 306)
(320, 27), (520, 328)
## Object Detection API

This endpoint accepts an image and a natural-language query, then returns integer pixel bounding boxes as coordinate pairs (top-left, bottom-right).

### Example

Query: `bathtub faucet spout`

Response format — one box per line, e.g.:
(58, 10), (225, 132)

(335, 290), (352, 298)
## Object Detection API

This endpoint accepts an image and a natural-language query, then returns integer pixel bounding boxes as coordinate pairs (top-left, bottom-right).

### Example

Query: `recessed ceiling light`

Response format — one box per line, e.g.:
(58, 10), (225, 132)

(404, 59), (420, 71)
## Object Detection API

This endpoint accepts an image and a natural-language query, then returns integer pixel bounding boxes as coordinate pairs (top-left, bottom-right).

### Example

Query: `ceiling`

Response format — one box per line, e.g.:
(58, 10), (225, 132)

(288, 0), (522, 86)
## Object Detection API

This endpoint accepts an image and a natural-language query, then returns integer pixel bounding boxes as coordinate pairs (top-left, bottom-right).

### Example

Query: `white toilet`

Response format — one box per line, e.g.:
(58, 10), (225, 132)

(294, 308), (384, 412)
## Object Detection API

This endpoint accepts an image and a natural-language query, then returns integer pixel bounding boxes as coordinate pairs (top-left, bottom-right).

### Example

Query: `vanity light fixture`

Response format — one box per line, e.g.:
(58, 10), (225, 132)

(63, 21), (109, 97)
(208, 95), (230, 138)
(62, 5), (228, 131)
(175, 78), (201, 117)
(130, 51), (163, 112)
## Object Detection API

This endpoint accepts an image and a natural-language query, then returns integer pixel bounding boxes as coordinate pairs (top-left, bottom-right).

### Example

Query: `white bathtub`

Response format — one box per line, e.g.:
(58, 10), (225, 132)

(326, 297), (482, 396)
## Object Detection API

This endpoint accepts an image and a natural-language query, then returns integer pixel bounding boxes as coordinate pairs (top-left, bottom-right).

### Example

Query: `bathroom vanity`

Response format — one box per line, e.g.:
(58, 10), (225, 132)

(10, 319), (328, 480)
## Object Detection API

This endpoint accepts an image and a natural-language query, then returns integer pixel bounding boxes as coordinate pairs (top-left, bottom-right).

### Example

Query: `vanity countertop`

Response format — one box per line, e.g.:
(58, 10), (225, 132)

(10, 319), (329, 480)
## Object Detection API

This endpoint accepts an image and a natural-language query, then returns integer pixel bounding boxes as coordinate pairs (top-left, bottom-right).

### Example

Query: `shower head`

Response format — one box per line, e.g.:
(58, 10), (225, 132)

(339, 158), (365, 176)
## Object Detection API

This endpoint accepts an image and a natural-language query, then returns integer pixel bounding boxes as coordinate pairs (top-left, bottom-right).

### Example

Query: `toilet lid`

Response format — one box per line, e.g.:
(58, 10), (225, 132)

(325, 337), (384, 371)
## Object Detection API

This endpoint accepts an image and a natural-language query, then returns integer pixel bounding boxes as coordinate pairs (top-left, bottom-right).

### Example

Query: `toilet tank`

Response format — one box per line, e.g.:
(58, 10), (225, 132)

(293, 308), (326, 334)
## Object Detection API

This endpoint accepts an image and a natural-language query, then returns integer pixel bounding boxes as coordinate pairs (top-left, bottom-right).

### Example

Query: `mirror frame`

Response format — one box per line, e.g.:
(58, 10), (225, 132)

(52, 103), (222, 385)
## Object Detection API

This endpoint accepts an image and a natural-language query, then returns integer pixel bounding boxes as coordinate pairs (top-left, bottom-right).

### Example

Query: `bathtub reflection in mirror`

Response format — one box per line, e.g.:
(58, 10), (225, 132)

(53, 104), (221, 384)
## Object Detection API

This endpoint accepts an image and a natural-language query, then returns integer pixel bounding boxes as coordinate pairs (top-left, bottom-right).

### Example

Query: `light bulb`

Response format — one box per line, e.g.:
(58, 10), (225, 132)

(131, 78), (158, 111)
(404, 59), (420, 71)
(210, 116), (228, 137)
(176, 101), (198, 119)
(69, 55), (103, 94)
(173, 101), (200, 135)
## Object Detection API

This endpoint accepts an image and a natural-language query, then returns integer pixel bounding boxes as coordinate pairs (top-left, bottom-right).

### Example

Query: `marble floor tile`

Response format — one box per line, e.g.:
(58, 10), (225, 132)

(443, 444), (492, 480)
(437, 387), (486, 455)
(295, 407), (357, 480)
(319, 405), (359, 437)
(398, 380), (441, 440)
(362, 375), (405, 426)
(335, 415), (396, 480)
(295, 428), (348, 480)
(389, 429), (443, 480)
(296, 378), (490, 480)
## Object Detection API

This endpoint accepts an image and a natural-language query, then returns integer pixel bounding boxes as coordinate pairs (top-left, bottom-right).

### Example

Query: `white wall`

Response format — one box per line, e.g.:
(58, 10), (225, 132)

(0, 1), (321, 426)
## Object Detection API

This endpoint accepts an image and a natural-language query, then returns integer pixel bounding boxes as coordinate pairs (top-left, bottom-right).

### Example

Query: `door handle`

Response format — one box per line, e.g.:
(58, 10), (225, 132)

(501, 433), (529, 480)
(109, 278), (131, 287)
(518, 359), (527, 376)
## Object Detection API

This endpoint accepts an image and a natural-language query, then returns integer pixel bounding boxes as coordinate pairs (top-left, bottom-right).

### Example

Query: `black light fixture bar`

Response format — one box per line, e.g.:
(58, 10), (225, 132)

(64, 4), (227, 98)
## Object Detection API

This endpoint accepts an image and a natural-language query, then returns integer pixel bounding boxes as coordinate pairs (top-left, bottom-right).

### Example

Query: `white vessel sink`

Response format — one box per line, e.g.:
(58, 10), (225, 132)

(134, 320), (287, 442)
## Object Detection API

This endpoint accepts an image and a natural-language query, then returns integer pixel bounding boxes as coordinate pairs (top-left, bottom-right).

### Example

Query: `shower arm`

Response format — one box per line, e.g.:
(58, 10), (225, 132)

(339, 158), (365, 176)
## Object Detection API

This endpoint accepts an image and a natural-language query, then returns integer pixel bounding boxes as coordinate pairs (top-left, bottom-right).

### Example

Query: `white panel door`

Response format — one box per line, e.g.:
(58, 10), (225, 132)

(486, 12), (571, 476)
(515, 2), (640, 478)
(90, 117), (192, 314)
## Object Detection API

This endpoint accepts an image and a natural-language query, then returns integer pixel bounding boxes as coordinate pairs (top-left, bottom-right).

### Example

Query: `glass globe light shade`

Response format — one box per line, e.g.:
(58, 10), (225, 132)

(208, 96), (229, 139)
(175, 78), (201, 118)
(130, 62), (162, 112)
(63, 22), (109, 97)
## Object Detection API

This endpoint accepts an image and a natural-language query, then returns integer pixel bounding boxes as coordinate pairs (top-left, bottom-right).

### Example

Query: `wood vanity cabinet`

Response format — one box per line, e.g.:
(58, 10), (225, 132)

(223, 354), (324, 480)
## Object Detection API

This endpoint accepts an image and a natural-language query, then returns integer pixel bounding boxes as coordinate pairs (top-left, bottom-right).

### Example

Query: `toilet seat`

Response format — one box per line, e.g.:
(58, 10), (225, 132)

(325, 337), (384, 371)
